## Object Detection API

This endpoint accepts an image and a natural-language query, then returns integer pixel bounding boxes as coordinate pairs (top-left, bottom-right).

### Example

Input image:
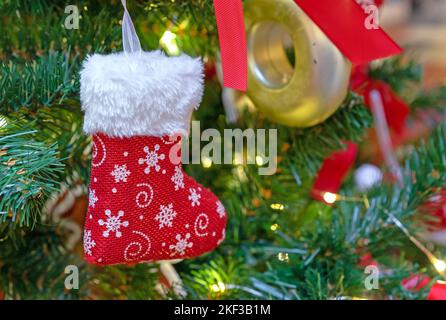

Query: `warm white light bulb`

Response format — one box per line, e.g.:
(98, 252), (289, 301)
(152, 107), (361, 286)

(270, 203), (284, 211)
(211, 281), (226, 293)
(202, 157), (212, 168)
(160, 30), (180, 55)
(256, 155), (264, 166)
(433, 258), (446, 273)
(323, 192), (337, 204)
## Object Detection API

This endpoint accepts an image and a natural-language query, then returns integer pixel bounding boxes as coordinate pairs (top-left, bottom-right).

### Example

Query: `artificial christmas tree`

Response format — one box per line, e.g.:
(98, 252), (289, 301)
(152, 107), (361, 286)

(0, 0), (446, 300)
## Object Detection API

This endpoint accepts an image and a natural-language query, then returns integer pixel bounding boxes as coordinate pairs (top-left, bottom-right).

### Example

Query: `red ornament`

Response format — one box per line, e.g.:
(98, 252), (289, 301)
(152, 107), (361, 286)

(311, 142), (358, 203)
(427, 281), (446, 300)
(84, 134), (227, 265)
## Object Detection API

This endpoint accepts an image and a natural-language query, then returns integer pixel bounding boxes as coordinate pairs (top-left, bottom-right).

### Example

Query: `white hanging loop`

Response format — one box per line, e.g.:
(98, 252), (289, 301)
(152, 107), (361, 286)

(121, 0), (142, 54)
(369, 90), (403, 185)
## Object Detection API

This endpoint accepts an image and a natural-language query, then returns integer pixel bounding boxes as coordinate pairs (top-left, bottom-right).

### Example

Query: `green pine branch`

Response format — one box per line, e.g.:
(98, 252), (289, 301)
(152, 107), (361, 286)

(0, 52), (80, 111)
(0, 126), (63, 230)
(239, 123), (446, 300)
(0, 225), (86, 299)
(0, 1), (122, 58)
(369, 56), (423, 95)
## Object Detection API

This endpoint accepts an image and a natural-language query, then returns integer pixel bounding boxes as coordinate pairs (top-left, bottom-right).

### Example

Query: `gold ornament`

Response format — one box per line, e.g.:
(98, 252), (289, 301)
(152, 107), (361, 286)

(244, 0), (352, 127)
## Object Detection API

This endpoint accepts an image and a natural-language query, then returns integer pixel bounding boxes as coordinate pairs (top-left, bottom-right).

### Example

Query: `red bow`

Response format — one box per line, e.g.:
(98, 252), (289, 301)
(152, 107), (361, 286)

(351, 65), (410, 134)
(311, 142), (358, 202)
(213, 0), (401, 91)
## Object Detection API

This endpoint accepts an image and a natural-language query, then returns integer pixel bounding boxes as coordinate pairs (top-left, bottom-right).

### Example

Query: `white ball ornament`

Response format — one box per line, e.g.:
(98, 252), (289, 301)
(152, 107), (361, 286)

(354, 164), (383, 192)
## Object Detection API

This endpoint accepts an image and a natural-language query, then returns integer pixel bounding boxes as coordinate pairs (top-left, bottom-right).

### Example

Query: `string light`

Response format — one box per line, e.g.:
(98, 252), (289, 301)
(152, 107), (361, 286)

(380, 206), (446, 277)
(277, 252), (289, 262)
(159, 30), (180, 55)
(323, 192), (338, 204)
(270, 223), (279, 231)
(321, 191), (446, 277)
(319, 190), (370, 208)
(432, 258), (446, 273)
(256, 155), (265, 166)
(211, 281), (226, 293)
(270, 203), (284, 211)
(201, 156), (212, 169)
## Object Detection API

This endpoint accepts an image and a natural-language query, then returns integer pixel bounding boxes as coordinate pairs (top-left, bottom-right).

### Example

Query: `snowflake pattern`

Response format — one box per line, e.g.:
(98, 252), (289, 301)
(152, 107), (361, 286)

(188, 188), (201, 207)
(169, 233), (193, 256)
(89, 188), (98, 208)
(171, 166), (184, 191)
(98, 209), (129, 238)
(217, 229), (226, 245)
(216, 200), (226, 218)
(155, 203), (177, 229)
(83, 230), (96, 256)
(138, 144), (165, 174)
(111, 164), (131, 183)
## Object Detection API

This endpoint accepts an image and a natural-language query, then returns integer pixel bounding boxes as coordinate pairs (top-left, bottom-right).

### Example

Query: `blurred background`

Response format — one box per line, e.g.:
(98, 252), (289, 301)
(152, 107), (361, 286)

(382, 0), (446, 89)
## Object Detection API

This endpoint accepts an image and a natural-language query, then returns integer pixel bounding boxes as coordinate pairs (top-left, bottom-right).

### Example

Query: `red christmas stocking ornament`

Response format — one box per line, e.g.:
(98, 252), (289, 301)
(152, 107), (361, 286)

(80, 51), (227, 265)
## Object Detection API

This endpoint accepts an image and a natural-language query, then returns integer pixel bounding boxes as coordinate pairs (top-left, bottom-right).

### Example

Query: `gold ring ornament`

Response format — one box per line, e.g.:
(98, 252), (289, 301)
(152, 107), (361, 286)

(244, 0), (352, 127)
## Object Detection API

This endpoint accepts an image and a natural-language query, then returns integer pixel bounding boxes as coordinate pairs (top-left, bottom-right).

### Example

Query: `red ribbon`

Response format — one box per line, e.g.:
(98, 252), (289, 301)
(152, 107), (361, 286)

(213, 0), (401, 91)
(213, 0), (247, 91)
(351, 65), (410, 134)
(311, 142), (358, 202)
(293, 0), (401, 65)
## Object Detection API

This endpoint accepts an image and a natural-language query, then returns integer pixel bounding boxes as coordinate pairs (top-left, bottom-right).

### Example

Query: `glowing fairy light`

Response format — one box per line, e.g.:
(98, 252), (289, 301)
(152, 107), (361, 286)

(256, 155), (265, 166)
(432, 258), (446, 273)
(270, 223), (279, 231)
(324, 193), (446, 278)
(270, 203), (284, 211)
(277, 252), (289, 262)
(160, 30), (180, 56)
(384, 208), (446, 277)
(211, 281), (226, 293)
(323, 192), (337, 204)
(201, 156), (212, 169)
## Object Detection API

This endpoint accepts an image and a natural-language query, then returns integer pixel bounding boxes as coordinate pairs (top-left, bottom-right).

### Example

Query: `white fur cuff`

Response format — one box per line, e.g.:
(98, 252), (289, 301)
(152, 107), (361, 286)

(80, 51), (204, 137)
